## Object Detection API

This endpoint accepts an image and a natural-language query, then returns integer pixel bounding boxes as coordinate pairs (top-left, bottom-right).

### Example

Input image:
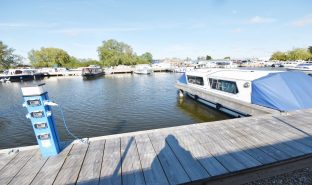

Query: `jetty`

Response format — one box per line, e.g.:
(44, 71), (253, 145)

(1, 109), (312, 184)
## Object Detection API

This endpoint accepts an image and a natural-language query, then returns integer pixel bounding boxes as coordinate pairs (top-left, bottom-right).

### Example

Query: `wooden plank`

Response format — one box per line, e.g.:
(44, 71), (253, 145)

(148, 132), (190, 184)
(8, 151), (48, 185)
(202, 125), (262, 168)
(76, 140), (105, 185)
(172, 130), (228, 176)
(252, 118), (312, 154)
(238, 118), (306, 157)
(30, 144), (73, 185)
(53, 143), (89, 185)
(135, 134), (169, 185)
(0, 153), (17, 171)
(190, 128), (246, 172)
(220, 122), (292, 161)
(0, 149), (36, 185)
(210, 123), (278, 165)
(160, 131), (210, 181)
(120, 136), (145, 185)
(99, 138), (121, 185)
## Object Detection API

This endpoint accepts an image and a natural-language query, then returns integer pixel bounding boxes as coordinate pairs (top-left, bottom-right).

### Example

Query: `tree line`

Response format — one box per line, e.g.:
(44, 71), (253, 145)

(0, 39), (153, 69)
(270, 47), (312, 61)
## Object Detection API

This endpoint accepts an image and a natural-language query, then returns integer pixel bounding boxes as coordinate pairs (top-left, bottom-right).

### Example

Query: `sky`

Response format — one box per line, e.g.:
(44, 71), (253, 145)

(1, 0), (312, 62)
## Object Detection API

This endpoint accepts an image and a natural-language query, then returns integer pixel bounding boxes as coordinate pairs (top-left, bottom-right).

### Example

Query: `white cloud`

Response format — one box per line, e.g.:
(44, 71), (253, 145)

(292, 15), (312, 27)
(247, 16), (276, 24)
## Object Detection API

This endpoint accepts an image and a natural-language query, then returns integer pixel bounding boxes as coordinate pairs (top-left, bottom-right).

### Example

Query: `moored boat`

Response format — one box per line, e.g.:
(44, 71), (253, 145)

(176, 69), (312, 116)
(82, 65), (104, 79)
(134, 64), (153, 74)
(0, 69), (44, 82)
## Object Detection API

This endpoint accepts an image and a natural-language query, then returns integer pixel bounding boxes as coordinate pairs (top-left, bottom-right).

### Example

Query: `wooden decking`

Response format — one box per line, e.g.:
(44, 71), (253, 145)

(1, 109), (312, 185)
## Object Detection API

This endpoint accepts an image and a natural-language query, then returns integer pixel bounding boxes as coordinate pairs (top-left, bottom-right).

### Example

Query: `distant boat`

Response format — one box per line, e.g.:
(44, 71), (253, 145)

(0, 69), (44, 82)
(134, 64), (152, 74)
(286, 62), (312, 74)
(82, 65), (104, 79)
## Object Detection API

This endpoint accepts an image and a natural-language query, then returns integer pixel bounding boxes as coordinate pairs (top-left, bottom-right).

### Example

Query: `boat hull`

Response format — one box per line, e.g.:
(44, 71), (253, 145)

(82, 72), (104, 79)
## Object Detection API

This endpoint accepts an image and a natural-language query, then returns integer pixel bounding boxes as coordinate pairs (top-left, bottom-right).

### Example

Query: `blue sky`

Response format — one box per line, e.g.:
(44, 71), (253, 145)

(1, 0), (312, 61)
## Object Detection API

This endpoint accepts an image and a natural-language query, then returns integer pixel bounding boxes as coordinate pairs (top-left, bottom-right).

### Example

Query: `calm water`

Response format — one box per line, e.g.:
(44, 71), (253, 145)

(0, 73), (230, 149)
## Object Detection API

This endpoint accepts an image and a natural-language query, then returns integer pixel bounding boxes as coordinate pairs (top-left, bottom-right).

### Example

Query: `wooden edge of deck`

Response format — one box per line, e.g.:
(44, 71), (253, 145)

(187, 153), (312, 185)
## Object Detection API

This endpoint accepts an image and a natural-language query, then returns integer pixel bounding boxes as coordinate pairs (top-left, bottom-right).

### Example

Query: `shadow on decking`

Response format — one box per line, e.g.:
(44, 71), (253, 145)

(74, 126), (312, 185)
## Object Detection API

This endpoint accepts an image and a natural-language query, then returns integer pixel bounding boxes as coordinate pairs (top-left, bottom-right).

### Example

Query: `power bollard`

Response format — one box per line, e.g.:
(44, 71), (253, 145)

(21, 83), (61, 157)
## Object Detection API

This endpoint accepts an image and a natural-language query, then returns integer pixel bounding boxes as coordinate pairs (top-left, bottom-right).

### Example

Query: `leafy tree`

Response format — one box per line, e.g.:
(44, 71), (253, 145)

(0, 41), (22, 69)
(287, 48), (311, 61)
(206, 55), (212, 60)
(139, 52), (153, 64)
(224, 56), (231, 60)
(270, 51), (287, 61)
(97, 39), (153, 66)
(97, 39), (134, 66)
(308, 46), (312, 55)
(28, 47), (71, 67)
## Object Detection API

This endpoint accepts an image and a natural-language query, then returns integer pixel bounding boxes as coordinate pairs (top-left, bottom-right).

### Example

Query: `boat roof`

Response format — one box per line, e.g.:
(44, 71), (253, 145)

(186, 69), (283, 81)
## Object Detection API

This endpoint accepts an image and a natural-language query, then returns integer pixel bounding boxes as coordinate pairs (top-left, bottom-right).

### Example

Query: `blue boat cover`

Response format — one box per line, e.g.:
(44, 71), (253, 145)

(251, 72), (312, 111)
(178, 73), (187, 84)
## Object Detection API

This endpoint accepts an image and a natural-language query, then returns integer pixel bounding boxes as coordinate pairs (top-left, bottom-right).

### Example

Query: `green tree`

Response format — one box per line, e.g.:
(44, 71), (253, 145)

(139, 52), (153, 64)
(224, 56), (231, 60)
(308, 46), (312, 55)
(97, 39), (135, 66)
(287, 48), (311, 61)
(206, 55), (212, 60)
(270, 51), (287, 61)
(0, 41), (22, 69)
(28, 47), (71, 67)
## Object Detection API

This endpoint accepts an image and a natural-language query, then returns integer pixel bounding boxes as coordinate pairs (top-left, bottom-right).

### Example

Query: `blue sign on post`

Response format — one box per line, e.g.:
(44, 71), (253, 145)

(21, 83), (61, 157)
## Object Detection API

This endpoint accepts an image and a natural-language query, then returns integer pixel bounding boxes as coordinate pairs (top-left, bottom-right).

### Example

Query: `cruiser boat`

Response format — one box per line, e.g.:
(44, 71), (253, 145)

(0, 69), (44, 82)
(82, 65), (104, 79)
(134, 64), (153, 74)
(176, 69), (312, 116)
(286, 62), (312, 75)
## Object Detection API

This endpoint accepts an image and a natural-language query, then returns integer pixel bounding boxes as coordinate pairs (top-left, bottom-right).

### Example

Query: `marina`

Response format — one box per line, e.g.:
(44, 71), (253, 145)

(1, 109), (312, 184)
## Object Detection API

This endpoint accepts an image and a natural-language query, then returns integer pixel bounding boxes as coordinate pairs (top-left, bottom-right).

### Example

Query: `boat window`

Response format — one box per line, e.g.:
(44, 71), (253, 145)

(208, 78), (238, 94)
(187, 75), (204, 86)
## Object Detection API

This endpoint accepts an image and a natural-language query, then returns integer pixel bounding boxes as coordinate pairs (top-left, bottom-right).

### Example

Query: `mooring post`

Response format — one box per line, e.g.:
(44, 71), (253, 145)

(21, 83), (61, 157)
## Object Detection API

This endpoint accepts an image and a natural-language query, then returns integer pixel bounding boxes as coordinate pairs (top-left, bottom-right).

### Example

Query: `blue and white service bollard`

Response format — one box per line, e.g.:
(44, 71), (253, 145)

(21, 83), (61, 157)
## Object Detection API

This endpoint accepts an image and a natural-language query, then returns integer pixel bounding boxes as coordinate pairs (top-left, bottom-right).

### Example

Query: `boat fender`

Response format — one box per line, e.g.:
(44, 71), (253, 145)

(216, 103), (222, 110)
(194, 95), (199, 100)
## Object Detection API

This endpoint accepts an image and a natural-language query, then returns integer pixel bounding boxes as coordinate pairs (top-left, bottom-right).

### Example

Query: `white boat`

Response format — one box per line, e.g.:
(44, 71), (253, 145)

(134, 64), (153, 74)
(286, 62), (312, 74)
(82, 65), (104, 79)
(39, 67), (69, 76)
(176, 69), (312, 116)
(0, 69), (44, 82)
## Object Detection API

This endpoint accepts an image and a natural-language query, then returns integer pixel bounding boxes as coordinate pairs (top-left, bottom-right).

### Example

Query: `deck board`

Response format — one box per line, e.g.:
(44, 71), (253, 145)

(53, 143), (89, 185)
(2, 109), (312, 184)
(8, 151), (47, 185)
(99, 138), (121, 185)
(30, 144), (73, 185)
(0, 149), (36, 185)
(148, 132), (190, 184)
(120, 136), (145, 185)
(0, 153), (17, 171)
(76, 140), (105, 185)
(135, 134), (169, 185)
